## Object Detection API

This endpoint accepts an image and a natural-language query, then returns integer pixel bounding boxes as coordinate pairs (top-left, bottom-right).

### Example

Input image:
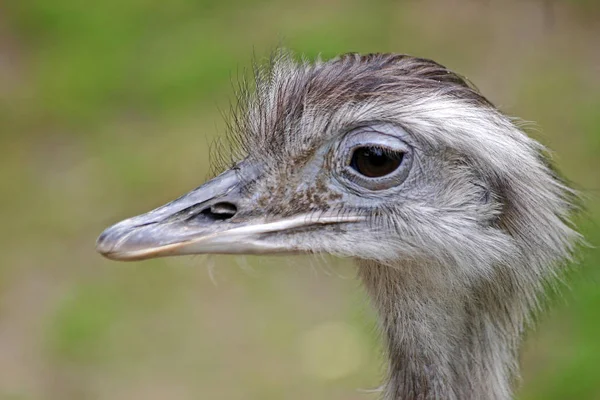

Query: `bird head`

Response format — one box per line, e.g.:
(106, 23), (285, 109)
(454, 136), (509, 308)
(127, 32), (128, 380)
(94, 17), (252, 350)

(97, 52), (578, 284)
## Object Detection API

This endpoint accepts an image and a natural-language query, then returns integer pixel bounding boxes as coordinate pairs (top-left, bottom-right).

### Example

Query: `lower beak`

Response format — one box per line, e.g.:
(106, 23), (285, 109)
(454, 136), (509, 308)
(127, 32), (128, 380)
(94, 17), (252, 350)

(96, 167), (362, 261)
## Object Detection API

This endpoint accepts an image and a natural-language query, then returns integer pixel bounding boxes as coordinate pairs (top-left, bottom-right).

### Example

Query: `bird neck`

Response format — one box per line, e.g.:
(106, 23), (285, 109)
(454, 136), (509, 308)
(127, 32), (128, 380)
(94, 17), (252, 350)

(358, 260), (521, 400)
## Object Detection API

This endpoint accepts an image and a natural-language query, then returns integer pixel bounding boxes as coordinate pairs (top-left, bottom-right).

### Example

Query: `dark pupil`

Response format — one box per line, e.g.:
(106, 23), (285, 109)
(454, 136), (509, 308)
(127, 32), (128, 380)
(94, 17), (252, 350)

(350, 146), (404, 178)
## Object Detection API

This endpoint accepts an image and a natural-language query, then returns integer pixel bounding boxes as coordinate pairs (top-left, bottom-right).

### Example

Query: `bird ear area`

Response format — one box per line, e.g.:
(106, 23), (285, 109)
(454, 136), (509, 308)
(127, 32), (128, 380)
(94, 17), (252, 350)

(446, 154), (504, 227)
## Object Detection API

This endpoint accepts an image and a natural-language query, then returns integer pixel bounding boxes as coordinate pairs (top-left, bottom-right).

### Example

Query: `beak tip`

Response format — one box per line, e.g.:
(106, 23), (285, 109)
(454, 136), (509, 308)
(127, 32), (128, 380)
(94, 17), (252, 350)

(95, 229), (115, 257)
(95, 224), (168, 261)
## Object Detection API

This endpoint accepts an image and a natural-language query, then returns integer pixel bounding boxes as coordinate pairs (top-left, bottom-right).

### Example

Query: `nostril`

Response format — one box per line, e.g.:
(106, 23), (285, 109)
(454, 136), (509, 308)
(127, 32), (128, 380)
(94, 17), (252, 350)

(201, 202), (237, 221)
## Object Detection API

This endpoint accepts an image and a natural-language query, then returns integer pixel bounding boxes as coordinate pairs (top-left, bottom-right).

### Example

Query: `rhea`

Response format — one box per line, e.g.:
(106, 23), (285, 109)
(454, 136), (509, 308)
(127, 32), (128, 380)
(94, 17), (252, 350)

(96, 52), (580, 400)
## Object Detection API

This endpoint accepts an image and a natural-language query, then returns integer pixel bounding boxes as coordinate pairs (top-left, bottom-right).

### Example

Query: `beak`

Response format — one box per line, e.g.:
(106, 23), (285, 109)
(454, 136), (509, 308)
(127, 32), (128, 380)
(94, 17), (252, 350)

(96, 164), (363, 261)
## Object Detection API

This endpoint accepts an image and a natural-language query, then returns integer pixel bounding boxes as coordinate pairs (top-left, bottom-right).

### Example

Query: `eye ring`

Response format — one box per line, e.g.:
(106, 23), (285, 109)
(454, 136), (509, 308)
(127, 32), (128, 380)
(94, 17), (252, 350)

(336, 124), (414, 192)
(350, 146), (405, 178)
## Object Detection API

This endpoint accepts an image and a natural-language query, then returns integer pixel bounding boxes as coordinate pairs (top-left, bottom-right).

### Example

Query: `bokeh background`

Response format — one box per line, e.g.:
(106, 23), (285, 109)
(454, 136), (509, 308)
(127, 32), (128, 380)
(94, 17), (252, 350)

(1, 0), (599, 399)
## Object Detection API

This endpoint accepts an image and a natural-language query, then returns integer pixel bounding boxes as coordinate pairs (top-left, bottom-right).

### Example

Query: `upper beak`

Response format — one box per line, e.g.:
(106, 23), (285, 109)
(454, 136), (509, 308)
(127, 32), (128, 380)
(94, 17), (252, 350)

(96, 164), (362, 261)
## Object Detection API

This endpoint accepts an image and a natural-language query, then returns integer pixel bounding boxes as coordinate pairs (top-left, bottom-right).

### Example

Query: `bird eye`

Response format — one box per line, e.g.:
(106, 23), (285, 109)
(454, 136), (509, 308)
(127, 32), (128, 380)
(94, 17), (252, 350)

(350, 146), (404, 178)
(337, 124), (413, 192)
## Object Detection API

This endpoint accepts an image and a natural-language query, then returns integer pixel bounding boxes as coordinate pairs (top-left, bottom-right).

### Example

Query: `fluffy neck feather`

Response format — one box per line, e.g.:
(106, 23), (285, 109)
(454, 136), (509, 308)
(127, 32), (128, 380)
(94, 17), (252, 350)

(358, 259), (524, 400)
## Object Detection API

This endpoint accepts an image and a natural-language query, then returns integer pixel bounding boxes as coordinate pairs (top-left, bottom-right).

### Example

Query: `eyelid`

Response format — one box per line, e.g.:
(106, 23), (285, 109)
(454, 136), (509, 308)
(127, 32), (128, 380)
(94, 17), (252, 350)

(341, 129), (410, 166)
(343, 130), (409, 149)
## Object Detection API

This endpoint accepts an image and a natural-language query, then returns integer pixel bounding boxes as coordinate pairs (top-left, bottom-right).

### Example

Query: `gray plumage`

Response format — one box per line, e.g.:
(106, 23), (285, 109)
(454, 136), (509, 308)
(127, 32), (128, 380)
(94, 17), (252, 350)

(97, 51), (582, 400)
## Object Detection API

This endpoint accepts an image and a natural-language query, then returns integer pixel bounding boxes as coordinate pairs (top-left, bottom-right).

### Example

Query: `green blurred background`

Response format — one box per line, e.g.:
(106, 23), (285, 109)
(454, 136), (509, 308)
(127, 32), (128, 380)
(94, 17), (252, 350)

(1, 0), (599, 399)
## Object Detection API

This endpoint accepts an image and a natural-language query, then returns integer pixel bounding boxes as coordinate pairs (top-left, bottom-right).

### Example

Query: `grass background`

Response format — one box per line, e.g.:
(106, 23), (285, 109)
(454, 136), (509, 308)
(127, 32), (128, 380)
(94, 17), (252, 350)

(0, 0), (599, 399)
